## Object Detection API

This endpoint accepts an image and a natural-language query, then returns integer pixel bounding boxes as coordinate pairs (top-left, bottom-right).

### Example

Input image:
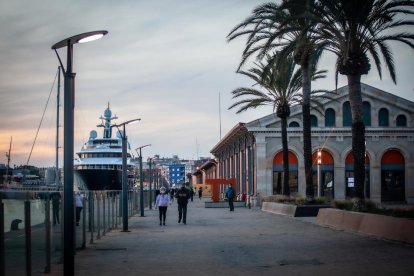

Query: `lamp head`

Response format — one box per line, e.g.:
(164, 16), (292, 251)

(52, 30), (108, 49)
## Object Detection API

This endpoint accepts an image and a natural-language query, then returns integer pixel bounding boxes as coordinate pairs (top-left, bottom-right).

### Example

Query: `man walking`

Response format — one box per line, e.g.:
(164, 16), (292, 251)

(175, 183), (190, 224)
(225, 184), (236, 211)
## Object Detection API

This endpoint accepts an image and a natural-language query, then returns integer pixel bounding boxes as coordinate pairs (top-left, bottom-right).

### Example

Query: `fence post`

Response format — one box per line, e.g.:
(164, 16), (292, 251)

(24, 195), (31, 276)
(102, 192), (106, 236)
(44, 194), (51, 273)
(0, 193), (5, 276)
(97, 192), (101, 240)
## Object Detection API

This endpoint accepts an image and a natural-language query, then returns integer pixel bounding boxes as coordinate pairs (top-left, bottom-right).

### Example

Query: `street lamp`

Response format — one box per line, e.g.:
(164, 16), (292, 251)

(148, 158), (153, 210)
(135, 144), (151, 217)
(317, 149), (322, 198)
(113, 118), (141, 232)
(51, 30), (107, 275)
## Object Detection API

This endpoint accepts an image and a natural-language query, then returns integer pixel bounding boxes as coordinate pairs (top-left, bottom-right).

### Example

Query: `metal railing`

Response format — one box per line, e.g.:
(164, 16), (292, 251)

(0, 189), (153, 276)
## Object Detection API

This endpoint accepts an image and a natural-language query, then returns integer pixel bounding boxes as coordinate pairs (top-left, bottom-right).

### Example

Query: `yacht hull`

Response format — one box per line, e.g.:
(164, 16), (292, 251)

(75, 169), (121, 190)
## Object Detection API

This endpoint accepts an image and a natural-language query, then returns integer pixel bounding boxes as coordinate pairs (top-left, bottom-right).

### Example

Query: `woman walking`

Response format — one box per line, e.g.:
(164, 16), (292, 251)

(155, 186), (171, 226)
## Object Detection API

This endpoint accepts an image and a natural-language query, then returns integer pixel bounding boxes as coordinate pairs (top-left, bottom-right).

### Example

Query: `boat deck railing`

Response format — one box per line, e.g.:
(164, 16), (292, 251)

(0, 189), (154, 276)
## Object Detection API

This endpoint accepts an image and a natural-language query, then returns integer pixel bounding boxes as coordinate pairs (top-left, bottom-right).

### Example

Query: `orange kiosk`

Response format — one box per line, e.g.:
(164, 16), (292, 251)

(205, 178), (236, 202)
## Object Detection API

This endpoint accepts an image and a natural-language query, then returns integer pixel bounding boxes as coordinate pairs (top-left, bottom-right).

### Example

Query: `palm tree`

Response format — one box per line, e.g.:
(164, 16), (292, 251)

(307, 0), (414, 208)
(227, 0), (323, 201)
(229, 52), (327, 196)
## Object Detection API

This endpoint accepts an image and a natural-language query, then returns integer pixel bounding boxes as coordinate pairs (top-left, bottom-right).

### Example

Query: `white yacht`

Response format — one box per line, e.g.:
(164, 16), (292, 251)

(74, 104), (135, 190)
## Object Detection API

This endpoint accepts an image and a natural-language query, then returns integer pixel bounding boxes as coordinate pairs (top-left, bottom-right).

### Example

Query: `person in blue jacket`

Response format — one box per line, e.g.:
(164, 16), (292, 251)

(225, 184), (236, 211)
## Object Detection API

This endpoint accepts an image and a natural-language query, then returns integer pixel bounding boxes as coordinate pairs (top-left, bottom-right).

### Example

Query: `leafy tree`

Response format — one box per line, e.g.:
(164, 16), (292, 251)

(229, 52), (327, 196)
(308, 0), (414, 208)
(227, 0), (324, 200)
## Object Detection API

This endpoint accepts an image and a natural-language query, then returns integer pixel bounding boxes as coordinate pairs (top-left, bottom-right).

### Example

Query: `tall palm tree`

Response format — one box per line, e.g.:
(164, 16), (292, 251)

(229, 52), (327, 196)
(227, 0), (323, 201)
(307, 0), (414, 208)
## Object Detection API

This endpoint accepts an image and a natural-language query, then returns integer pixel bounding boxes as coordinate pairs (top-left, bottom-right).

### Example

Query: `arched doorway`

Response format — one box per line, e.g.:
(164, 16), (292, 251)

(272, 151), (298, 195)
(312, 150), (334, 200)
(381, 150), (405, 202)
(345, 152), (370, 198)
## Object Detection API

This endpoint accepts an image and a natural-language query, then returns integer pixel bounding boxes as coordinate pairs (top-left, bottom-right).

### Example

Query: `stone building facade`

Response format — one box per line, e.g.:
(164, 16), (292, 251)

(210, 84), (414, 204)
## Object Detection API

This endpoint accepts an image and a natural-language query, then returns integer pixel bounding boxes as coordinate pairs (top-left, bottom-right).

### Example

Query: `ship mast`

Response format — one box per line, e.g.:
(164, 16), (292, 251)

(56, 66), (61, 187)
(97, 103), (118, 138)
(5, 136), (12, 186)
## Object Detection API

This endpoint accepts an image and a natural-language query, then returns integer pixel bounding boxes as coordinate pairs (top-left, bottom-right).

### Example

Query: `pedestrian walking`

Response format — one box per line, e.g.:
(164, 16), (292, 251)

(225, 184), (236, 211)
(190, 187), (194, 202)
(175, 183), (190, 224)
(198, 187), (203, 200)
(51, 192), (61, 225)
(170, 185), (176, 202)
(75, 193), (83, 226)
(155, 186), (171, 226)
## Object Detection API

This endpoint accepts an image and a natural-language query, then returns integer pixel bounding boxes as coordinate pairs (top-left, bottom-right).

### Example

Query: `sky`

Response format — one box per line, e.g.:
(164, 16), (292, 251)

(0, 0), (413, 168)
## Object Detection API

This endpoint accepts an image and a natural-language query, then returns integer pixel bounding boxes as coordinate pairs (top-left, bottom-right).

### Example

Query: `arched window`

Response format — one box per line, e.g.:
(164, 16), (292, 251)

(325, 108), (335, 127)
(343, 101), (352, 127)
(363, 101), (371, 126)
(396, 114), (407, 127)
(310, 115), (318, 127)
(289, 121), (300, 127)
(378, 108), (389, 126)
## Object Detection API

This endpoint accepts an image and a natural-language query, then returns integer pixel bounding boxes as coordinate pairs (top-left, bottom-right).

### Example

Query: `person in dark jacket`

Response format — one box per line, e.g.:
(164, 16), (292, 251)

(51, 192), (61, 225)
(225, 184), (236, 211)
(175, 183), (191, 224)
(198, 187), (203, 200)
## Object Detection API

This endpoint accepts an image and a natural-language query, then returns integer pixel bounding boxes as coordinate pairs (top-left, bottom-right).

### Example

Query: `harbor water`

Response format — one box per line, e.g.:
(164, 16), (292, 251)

(3, 198), (49, 232)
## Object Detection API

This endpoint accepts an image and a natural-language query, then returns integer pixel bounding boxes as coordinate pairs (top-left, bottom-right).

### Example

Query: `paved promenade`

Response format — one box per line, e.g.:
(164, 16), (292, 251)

(49, 198), (414, 276)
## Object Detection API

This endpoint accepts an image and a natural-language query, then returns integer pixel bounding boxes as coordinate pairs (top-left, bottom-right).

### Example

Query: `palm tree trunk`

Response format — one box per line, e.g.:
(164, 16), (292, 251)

(347, 74), (366, 207)
(281, 116), (290, 196)
(302, 64), (314, 200)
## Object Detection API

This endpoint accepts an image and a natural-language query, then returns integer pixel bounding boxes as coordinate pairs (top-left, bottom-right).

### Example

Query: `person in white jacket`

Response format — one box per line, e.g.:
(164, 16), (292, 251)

(155, 186), (171, 226)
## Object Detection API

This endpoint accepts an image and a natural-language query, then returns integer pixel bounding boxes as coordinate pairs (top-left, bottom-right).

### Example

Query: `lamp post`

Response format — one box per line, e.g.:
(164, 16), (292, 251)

(317, 149), (322, 198)
(51, 30), (107, 275)
(135, 144), (151, 217)
(113, 119), (141, 232)
(149, 158), (152, 210)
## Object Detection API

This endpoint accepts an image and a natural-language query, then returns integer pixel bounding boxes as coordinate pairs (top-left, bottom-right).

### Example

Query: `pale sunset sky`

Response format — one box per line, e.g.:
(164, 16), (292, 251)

(0, 0), (413, 167)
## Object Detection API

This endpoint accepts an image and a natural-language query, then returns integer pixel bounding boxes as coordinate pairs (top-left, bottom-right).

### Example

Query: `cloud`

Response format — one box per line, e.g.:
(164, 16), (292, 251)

(1, 0), (413, 167)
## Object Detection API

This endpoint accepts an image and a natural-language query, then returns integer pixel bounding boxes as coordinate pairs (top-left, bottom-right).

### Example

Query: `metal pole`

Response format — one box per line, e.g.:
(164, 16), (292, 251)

(0, 193), (5, 276)
(103, 192), (106, 236)
(122, 125), (129, 231)
(317, 149), (322, 198)
(24, 198), (31, 276)
(63, 41), (75, 276)
(97, 192), (101, 239)
(89, 194), (94, 245)
(45, 195), (51, 273)
(149, 159), (152, 210)
(139, 149), (144, 217)
(56, 66), (61, 188)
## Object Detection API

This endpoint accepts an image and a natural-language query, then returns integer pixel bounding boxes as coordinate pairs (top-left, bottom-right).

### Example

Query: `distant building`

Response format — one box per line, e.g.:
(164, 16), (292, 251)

(169, 164), (185, 185)
(210, 84), (414, 204)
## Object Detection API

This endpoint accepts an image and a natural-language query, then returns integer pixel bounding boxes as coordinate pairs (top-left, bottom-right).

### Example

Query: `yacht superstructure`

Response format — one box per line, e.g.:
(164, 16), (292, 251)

(74, 104), (135, 190)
